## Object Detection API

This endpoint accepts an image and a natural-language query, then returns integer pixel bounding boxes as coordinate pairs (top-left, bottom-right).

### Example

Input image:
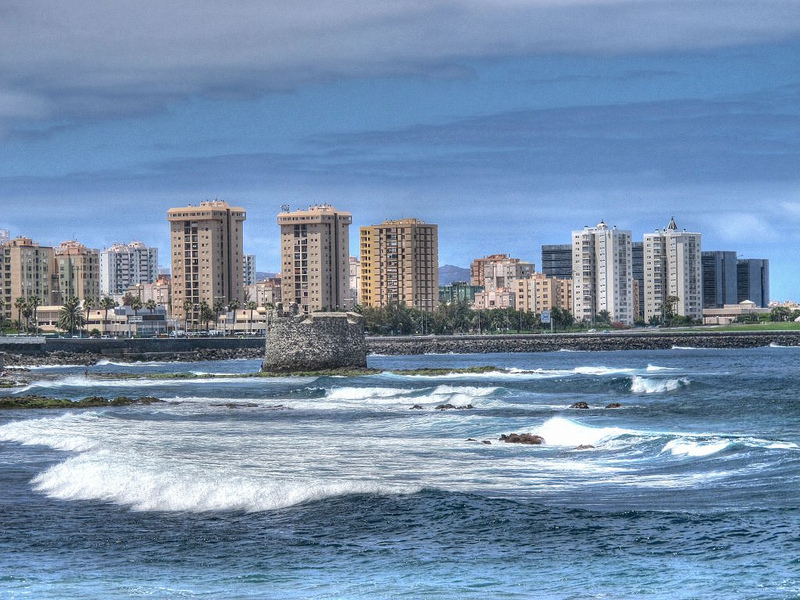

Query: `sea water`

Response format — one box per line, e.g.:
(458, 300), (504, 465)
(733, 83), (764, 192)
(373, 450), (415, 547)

(1, 347), (798, 599)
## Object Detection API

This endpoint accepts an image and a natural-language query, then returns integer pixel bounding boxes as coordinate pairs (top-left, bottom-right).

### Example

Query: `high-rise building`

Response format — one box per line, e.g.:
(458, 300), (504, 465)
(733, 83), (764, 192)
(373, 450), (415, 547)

(737, 259), (770, 307)
(572, 221), (634, 325)
(1, 237), (54, 323)
(360, 218), (438, 311)
(168, 200), (246, 324)
(541, 244), (572, 279)
(347, 256), (361, 309)
(515, 273), (573, 315)
(643, 218), (702, 322)
(243, 254), (257, 287)
(470, 254), (534, 310)
(279, 204), (351, 313)
(702, 251), (738, 308)
(53, 240), (100, 306)
(99, 241), (158, 296)
(631, 241), (644, 322)
(0, 229), (9, 245)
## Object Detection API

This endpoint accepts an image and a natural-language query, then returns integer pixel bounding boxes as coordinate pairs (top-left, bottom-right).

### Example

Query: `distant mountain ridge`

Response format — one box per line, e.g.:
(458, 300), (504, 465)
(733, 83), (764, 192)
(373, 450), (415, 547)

(439, 264), (470, 286)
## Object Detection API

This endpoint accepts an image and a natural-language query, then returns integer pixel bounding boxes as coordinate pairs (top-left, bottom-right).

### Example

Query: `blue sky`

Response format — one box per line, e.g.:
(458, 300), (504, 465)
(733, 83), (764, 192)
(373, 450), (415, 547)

(1, 1), (799, 299)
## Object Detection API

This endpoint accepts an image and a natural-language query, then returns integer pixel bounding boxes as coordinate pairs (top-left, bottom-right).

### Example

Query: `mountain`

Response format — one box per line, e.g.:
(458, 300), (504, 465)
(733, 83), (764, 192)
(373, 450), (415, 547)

(439, 264), (471, 286)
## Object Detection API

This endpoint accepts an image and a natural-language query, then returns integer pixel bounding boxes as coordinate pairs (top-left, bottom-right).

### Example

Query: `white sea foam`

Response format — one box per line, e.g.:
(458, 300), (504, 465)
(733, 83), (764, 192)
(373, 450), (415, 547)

(646, 364), (677, 372)
(573, 366), (635, 376)
(0, 413), (100, 452)
(662, 438), (731, 457)
(630, 376), (688, 394)
(533, 417), (632, 447)
(671, 345), (698, 350)
(31, 453), (419, 512)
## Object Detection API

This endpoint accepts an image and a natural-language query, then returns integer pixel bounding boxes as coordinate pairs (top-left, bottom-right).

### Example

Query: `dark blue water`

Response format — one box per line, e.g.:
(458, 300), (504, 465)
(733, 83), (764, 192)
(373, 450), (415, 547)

(1, 347), (798, 598)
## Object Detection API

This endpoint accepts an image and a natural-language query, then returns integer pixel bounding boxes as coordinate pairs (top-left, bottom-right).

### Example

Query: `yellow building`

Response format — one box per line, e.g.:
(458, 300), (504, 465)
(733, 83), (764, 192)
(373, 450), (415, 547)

(1, 237), (54, 324)
(168, 200), (246, 324)
(516, 273), (573, 314)
(278, 204), (351, 313)
(53, 240), (100, 306)
(360, 218), (438, 311)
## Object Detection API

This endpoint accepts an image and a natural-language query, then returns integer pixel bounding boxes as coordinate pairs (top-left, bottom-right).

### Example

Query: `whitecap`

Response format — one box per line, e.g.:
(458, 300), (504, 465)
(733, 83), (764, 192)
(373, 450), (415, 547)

(630, 376), (688, 394)
(646, 364), (677, 372)
(662, 438), (731, 457)
(671, 345), (698, 350)
(533, 416), (632, 447)
(31, 453), (420, 512)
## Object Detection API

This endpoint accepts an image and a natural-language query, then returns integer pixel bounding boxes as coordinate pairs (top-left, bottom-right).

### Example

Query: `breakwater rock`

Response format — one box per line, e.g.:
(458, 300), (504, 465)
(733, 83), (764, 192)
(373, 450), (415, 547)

(366, 330), (800, 355)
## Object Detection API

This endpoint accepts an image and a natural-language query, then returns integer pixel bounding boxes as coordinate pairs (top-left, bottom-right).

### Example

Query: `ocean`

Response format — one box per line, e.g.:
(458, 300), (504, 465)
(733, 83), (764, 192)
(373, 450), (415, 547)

(1, 346), (798, 599)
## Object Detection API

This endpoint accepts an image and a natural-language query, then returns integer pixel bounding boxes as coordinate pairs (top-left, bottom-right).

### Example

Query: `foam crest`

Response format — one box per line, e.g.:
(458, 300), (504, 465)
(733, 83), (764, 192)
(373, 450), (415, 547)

(573, 366), (635, 376)
(32, 454), (419, 512)
(671, 345), (698, 350)
(630, 376), (688, 394)
(0, 413), (99, 452)
(534, 417), (631, 447)
(646, 364), (677, 372)
(662, 439), (731, 457)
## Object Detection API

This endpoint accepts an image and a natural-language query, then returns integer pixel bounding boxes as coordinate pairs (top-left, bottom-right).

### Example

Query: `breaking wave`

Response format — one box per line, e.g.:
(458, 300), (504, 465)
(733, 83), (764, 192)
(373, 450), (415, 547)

(630, 376), (689, 394)
(31, 454), (419, 512)
(533, 417), (632, 447)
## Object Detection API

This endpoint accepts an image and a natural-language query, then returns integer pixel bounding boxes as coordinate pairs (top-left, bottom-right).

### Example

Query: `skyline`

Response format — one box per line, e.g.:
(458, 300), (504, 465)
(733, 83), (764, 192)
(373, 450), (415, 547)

(1, 2), (799, 299)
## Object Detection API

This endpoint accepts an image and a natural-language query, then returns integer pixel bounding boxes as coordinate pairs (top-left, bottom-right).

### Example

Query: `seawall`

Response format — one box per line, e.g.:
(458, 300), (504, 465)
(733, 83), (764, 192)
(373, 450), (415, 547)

(2, 330), (799, 366)
(366, 330), (800, 355)
(0, 336), (265, 365)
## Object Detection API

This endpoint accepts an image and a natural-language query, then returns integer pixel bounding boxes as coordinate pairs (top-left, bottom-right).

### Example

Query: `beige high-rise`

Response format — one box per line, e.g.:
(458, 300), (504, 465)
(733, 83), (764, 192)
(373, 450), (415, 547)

(168, 200), (246, 324)
(278, 204), (351, 313)
(360, 218), (438, 311)
(53, 240), (100, 306)
(1, 237), (54, 323)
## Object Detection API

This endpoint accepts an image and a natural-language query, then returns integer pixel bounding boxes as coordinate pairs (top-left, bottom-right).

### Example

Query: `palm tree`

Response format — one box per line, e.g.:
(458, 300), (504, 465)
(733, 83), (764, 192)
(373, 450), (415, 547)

(0, 297), (5, 332)
(246, 300), (258, 334)
(14, 297), (26, 334)
(57, 296), (85, 337)
(228, 299), (240, 335)
(182, 299), (194, 334)
(100, 296), (116, 334)
(145, 299), (157, 313)
(26, 296), (41, 335)
(129, 296), (143, 337)
(199, 300), (214, 333)
(83, 298), (95, 336)
(213, 299), (224, 333)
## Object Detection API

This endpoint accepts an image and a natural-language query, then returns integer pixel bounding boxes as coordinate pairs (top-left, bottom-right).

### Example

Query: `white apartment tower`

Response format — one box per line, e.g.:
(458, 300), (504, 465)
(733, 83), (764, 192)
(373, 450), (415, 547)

(572, 221), (634, 326)
(243, 254), (257, 287)
(99, 241), (159, 296)
(643, 218), (702, 321)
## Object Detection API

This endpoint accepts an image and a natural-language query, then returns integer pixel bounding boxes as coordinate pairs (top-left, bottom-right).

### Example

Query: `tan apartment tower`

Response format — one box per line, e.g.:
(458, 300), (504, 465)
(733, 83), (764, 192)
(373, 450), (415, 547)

(1, 237), (54, 324)
(53, 240), (100, 306)
(168, 200), (246, 325)
(278, 204), (351, 314)
(360, 218), (438, 311)
(643, 217), (702, 322)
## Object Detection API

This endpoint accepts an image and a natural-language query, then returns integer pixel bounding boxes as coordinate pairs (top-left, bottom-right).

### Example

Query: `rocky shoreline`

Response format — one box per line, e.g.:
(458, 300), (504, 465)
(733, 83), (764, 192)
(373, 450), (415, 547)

(1, 330), (799, 367)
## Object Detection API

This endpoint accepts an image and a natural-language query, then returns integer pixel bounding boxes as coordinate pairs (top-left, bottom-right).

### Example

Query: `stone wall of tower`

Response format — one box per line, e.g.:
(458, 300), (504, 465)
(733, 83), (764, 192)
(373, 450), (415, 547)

(262, 311), (367, 372)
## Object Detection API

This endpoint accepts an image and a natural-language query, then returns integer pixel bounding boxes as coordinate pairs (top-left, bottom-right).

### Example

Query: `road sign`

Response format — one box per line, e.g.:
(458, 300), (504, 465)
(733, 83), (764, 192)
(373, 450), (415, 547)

(541, 310), (551, 324)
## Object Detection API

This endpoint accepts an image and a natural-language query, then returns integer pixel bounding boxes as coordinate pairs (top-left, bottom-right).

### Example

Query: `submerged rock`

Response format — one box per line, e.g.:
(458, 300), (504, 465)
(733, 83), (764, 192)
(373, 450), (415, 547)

(435, 403), (474, 410)
(605, 402), (622, 409)
(570, 401), (590, 409)
(499, 433), (545, 445)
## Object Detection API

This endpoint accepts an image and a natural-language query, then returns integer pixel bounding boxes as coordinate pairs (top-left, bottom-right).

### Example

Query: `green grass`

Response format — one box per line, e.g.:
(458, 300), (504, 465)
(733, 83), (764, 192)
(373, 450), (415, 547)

(704, 322), (800, 332)
(0, 395), (164, 410)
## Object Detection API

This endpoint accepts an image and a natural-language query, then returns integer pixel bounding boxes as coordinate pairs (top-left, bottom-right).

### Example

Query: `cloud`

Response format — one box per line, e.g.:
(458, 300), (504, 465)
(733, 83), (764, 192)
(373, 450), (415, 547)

(1, 1), (799, 134)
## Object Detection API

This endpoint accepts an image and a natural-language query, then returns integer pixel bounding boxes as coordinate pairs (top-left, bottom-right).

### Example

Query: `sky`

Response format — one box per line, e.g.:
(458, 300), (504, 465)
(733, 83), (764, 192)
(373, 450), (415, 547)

(1, 1), (799, 299)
